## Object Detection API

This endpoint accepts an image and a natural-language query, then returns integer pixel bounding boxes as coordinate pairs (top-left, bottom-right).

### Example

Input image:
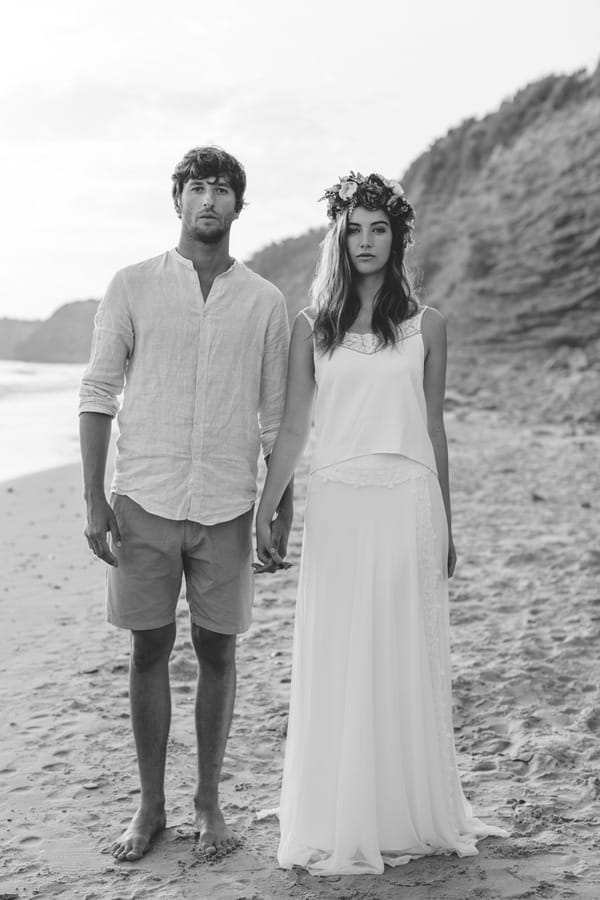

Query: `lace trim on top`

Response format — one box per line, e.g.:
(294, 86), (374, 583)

(300, 307), (426, 355)
(341, 308), (426, 355)
(313, 454), (432, 488)
(341, 332), (381, 354)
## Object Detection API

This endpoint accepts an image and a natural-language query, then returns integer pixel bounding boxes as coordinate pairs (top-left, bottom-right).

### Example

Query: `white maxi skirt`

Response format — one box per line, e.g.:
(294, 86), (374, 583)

(277, 454), (507, 875)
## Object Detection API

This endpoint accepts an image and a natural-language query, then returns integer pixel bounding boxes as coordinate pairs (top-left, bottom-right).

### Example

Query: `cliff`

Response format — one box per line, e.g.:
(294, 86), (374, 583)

(3, 64), (598, 422)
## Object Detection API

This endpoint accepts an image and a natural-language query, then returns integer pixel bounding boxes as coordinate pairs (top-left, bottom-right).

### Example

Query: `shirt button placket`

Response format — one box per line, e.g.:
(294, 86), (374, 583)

(192, 279), (211, 522)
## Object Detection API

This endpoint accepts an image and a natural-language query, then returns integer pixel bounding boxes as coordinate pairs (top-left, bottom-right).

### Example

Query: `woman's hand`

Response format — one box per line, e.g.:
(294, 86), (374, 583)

(254, 511), (292, 575)
(448, 534), (457, 578)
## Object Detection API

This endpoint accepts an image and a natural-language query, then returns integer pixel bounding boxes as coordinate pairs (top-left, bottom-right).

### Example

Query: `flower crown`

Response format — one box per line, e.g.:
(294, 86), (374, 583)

(320, 172), (415, 233)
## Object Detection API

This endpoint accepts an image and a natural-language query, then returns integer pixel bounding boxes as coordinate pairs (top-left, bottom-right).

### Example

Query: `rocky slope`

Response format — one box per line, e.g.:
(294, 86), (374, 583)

(3, 65), (598, 422)
(251, 66), (600, 425)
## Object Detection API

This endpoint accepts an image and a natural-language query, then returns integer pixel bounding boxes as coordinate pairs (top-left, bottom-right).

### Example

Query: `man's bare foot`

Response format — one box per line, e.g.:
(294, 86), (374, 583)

(194, 804), (237, 857)
(110, 805), (167, 862)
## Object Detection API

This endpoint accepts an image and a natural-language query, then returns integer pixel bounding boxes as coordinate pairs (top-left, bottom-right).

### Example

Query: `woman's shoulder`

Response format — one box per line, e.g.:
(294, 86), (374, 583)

(295, 306), (317, 330)
(419, 304), (446, 331)
(397, 304), (446, 344)
(418, 305), (447, 355)
(298, 305), (317, 322)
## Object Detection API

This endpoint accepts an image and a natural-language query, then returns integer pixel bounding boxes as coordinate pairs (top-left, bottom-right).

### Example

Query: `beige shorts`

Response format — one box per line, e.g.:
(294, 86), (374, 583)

(106, 494), (254, 634)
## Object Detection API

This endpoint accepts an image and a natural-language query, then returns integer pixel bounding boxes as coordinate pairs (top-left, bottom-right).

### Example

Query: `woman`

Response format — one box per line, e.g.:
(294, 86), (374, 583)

(256, 172), (507, 875)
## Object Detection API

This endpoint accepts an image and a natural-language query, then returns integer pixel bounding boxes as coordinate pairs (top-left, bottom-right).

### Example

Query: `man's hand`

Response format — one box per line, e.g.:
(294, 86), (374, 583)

(84, 494), (121, 566)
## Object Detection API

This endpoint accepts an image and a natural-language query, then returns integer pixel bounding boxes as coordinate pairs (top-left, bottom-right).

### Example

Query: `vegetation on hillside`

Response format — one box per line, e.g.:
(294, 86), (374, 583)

(2, 64), (598, 421)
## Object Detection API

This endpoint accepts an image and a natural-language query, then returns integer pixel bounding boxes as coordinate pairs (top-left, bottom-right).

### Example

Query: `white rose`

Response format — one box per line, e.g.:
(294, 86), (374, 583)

(339, 180), (358, 201)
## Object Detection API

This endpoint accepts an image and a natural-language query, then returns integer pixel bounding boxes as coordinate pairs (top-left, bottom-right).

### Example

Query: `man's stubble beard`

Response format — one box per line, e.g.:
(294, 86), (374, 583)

(191, 223), (229, 245)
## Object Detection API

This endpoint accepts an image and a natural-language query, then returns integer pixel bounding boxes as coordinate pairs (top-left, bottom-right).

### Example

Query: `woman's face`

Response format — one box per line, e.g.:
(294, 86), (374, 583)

(346, 206), (393, 276)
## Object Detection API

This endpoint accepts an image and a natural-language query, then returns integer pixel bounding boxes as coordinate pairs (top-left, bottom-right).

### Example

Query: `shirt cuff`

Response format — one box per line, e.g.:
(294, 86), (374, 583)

(260, 426), (278, 459)
(79, 398), (119, 418)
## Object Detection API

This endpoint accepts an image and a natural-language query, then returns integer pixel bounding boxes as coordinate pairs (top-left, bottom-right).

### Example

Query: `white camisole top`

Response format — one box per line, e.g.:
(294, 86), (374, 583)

(301, 306), (438, 478)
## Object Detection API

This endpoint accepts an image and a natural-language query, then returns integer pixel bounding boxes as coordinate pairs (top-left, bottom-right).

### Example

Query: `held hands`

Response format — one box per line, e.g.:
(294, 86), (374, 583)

(84, 494), (121, 567)
(254, 509), (293, 575)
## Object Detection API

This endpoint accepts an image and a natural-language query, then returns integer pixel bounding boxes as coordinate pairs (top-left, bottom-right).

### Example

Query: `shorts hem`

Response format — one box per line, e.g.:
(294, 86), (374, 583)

(106, 612), (177, 632)
(190, 613), (252, 636)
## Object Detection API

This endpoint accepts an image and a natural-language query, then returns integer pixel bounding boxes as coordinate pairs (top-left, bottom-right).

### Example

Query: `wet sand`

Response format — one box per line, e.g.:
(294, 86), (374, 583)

(1, 407), (600, 899)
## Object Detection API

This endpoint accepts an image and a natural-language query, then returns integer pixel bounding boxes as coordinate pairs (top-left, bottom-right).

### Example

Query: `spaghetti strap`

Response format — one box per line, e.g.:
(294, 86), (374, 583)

(298, 308), (316, 330)
(415, 304), (428, 326)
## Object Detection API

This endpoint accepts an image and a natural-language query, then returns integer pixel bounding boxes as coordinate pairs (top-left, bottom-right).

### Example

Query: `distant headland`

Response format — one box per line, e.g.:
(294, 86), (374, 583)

(2, 65), (598, 425)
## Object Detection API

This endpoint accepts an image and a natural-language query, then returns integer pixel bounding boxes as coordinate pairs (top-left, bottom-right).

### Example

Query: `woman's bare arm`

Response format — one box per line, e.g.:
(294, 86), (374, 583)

(256, 313), (316, 566)
(421, 306), (456, 576)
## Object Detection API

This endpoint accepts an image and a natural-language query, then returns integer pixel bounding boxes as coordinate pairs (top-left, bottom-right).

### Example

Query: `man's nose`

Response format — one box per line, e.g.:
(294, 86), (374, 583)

(202, 189), (215, 208)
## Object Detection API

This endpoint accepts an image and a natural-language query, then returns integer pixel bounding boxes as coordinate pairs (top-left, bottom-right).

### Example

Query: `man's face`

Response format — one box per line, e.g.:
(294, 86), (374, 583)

(177, 176), (239, 244)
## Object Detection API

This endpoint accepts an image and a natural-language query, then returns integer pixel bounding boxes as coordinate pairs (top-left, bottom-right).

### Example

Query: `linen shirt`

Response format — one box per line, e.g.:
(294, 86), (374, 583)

(79, 249), (289, 525)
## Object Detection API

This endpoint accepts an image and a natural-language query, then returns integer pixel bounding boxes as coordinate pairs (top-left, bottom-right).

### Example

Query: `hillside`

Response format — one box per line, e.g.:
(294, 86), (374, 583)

(403, 66), (600, 424)
(2, 64), (598, 422)
(13, 300), (99, 364)
(248, 65), (600, 425)
(248, 229), (325, 322)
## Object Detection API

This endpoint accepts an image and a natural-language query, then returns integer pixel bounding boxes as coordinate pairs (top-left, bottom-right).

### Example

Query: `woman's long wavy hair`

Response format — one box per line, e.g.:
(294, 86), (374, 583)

(310, 205), (418, 353)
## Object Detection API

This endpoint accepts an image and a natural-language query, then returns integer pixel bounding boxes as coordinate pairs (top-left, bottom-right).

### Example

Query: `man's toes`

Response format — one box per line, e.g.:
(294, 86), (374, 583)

(200, 838), (217, 854)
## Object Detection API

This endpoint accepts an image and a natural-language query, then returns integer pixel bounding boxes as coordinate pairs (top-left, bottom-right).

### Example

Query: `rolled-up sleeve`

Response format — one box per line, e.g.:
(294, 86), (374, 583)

(258, 294), (290, 458)
(79, 270), (134, 418)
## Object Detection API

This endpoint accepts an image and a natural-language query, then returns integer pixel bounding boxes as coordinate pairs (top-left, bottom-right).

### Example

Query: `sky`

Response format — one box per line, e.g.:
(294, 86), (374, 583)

(1, 0), (599, 320)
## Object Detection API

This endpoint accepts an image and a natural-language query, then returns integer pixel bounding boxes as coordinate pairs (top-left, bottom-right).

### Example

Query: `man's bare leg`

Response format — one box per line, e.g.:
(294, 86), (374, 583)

(111, 623), (176, 861)
(191, 623), (238, 855)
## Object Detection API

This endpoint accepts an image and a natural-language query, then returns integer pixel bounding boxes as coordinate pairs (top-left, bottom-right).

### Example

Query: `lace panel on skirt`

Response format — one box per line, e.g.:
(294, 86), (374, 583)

(312, 453), (432, 488)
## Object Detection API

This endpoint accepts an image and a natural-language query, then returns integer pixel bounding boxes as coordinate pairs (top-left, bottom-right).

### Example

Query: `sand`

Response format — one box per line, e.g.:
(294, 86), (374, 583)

(2, 406), (600, 900)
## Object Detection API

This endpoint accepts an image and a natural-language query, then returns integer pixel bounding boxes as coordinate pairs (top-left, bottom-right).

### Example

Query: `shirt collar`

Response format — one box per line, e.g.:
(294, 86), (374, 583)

(170, 248), (238, 277)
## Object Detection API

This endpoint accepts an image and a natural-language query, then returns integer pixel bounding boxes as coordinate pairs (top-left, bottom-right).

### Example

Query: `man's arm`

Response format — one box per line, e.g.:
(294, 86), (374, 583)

(80, 412), (121, 566)
(257, 296), (294, 568)
(79, 270), (133, 566)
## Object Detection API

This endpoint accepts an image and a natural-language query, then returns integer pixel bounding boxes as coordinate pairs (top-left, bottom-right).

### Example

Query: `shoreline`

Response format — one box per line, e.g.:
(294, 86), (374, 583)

(2, 410), (600, 898)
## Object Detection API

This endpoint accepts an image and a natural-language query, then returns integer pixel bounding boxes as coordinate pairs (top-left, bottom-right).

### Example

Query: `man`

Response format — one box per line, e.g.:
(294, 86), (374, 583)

(79, 146), (292, 862)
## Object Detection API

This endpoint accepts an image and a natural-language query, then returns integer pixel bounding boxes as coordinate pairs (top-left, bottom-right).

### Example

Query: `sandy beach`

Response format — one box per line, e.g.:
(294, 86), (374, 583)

(2, 405), (600, 900)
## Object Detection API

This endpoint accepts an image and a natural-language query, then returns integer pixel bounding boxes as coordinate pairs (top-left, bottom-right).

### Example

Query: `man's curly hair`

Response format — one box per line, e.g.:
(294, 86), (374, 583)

(171, 146), (247, 213)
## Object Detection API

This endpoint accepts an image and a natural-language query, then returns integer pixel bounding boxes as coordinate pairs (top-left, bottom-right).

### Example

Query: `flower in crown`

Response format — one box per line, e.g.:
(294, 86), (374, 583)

(319, 171), (415, 238)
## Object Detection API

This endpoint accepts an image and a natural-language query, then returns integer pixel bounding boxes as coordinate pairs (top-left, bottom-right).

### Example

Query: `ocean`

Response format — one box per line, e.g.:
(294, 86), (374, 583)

(0, 360), (87, 483)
